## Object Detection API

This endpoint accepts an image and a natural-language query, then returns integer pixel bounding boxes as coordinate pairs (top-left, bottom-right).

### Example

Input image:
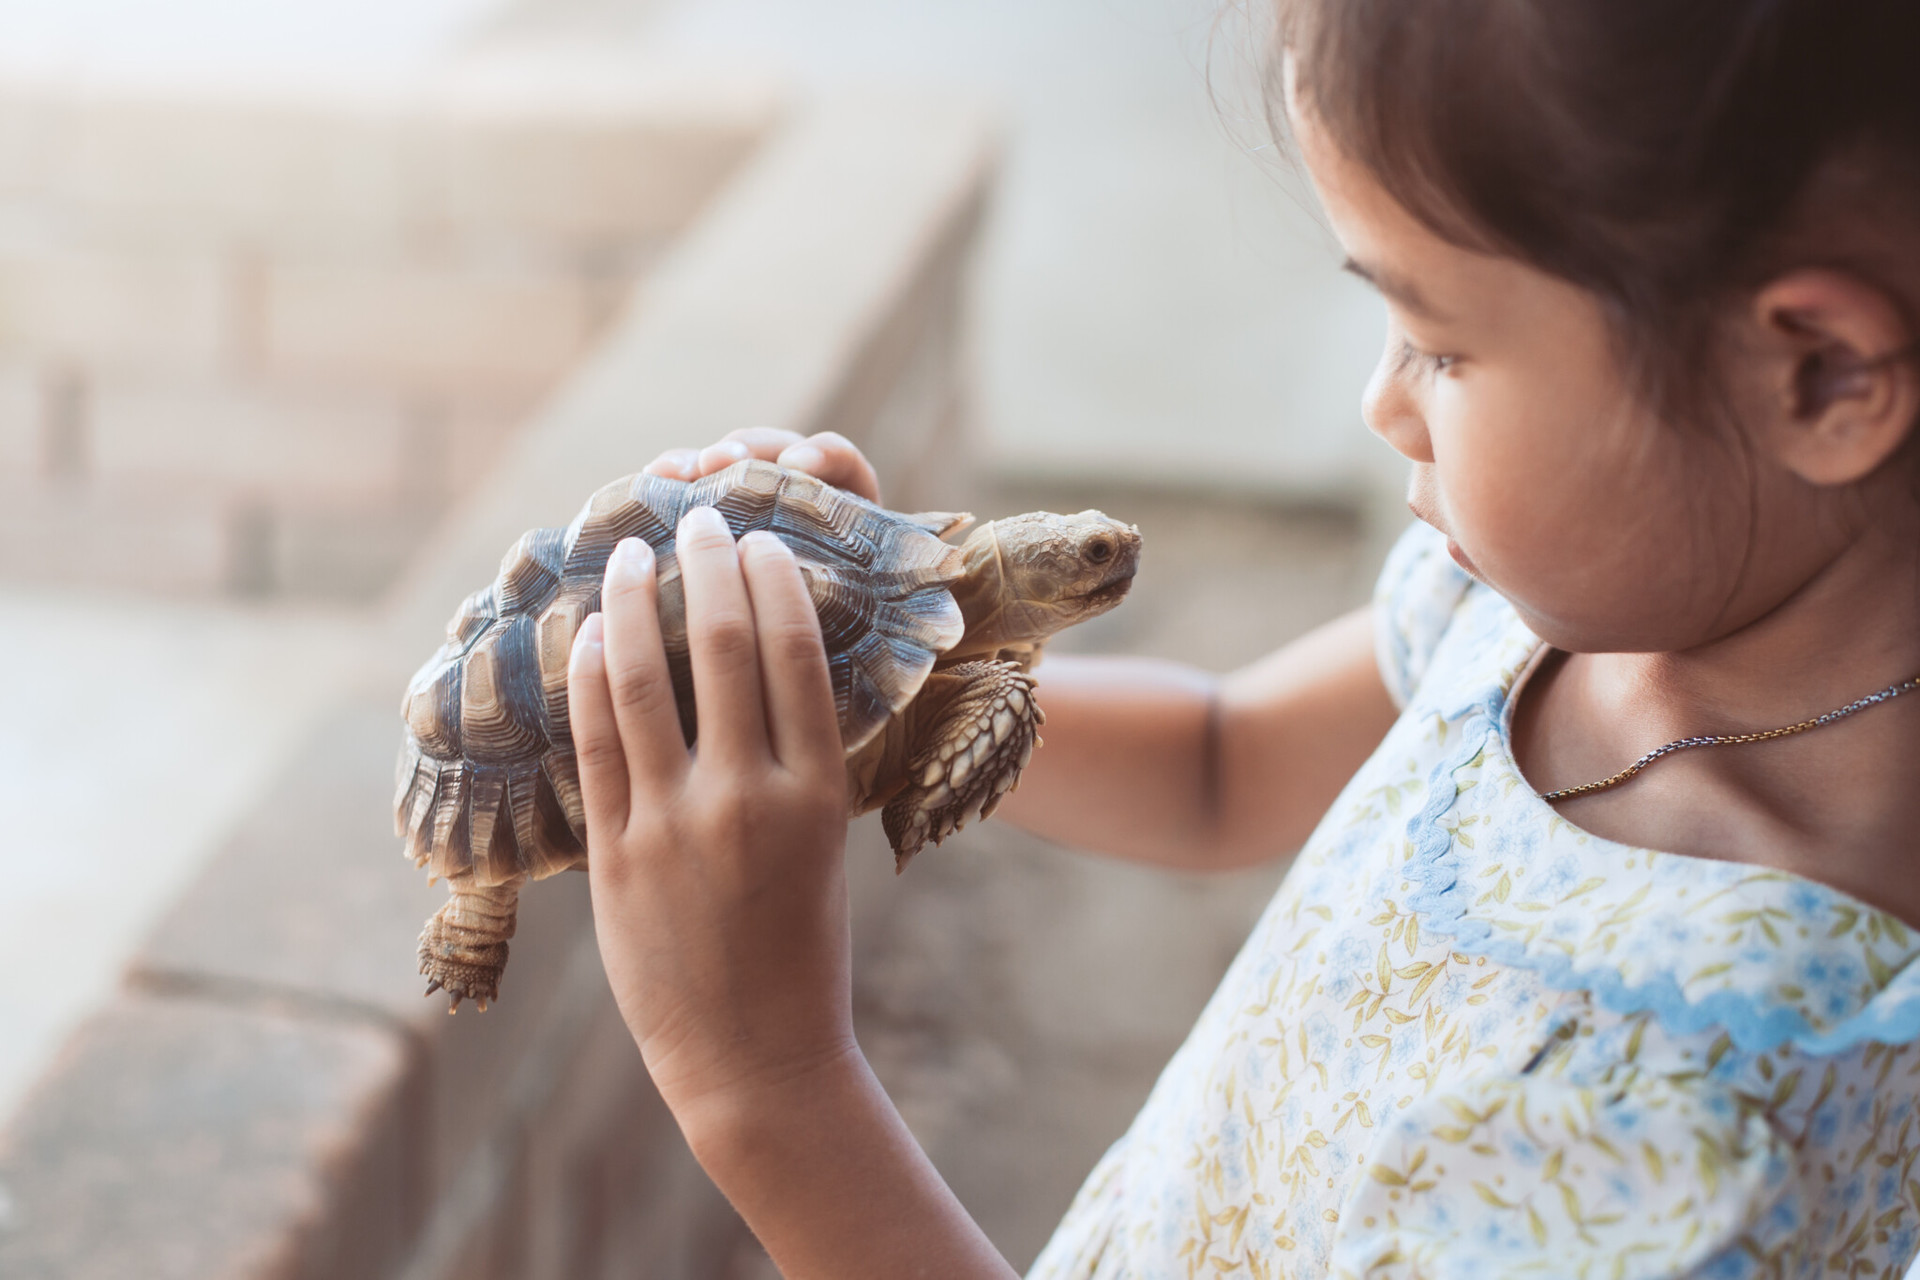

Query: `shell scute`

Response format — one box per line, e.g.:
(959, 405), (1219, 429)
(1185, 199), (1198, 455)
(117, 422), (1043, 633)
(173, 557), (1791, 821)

(542, 753), (586, 835)
(694, 456), (783, 528)
(503, 763), (576, 880)
(464, 766), (515, 883)
(404, 657), (464, 759)
(561, 473), (681, 579)
(395, 747), (441, 860)
(495, 527), (565, 616)
(541, 751), (585, 846)
(805, 564), (878, 651)
(457, 616), (549, 764)
(428, 765), (472, 882)
(873, 592), (965, 654)
(535, 579), (599, 739)
(447, 586), (497, 652)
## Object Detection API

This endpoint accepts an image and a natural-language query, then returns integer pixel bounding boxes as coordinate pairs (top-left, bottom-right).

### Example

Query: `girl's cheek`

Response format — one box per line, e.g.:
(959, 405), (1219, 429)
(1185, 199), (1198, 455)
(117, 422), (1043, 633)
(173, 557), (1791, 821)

(1422, 383), (1527, 552)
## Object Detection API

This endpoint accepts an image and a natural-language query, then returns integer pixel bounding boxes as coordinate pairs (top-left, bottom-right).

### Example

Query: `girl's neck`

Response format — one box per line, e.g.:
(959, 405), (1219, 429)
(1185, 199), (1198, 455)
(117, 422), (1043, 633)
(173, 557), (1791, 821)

(1510, 496), (1920, 924)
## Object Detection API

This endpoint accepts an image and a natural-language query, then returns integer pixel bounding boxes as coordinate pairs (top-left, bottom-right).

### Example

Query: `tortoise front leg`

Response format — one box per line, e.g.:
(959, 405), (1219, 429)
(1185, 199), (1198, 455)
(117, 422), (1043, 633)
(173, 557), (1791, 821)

(883, 660), (1042, 868)
(418, 876), (524, 1012)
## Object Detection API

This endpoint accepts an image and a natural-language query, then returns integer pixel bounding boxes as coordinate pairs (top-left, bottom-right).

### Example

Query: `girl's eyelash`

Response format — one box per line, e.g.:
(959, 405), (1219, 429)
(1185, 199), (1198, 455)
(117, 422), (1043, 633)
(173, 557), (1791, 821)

(1395, 339), (1458, 376)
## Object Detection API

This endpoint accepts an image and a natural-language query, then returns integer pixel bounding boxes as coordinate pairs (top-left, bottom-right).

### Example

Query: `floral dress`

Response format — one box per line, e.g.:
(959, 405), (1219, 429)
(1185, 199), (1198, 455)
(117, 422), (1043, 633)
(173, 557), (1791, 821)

(1027, 522), (1920, 1280)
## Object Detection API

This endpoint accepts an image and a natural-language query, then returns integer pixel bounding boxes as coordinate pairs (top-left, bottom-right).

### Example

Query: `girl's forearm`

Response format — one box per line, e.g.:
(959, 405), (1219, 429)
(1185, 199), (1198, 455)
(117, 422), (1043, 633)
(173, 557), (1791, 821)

(1212, 606), (1399, 859)
(680, 1047), (1018, 1280)
(996, 607), (1396, 870)
(988, 653), (1222, 865)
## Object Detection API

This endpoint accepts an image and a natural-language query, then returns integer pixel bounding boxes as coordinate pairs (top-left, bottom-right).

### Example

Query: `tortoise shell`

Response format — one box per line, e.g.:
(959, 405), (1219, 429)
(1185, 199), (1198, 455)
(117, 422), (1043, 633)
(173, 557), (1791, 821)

(395, 460), (967, 889)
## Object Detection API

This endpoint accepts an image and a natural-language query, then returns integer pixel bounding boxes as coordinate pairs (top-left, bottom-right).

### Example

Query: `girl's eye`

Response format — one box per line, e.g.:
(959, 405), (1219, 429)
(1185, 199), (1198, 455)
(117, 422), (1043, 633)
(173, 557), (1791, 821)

(1394, 338), (1458, 377)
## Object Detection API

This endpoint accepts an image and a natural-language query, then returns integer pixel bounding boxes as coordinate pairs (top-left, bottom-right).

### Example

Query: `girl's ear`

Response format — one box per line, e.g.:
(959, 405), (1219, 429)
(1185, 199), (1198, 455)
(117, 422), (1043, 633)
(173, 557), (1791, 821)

(1751, 269), (1919, 486)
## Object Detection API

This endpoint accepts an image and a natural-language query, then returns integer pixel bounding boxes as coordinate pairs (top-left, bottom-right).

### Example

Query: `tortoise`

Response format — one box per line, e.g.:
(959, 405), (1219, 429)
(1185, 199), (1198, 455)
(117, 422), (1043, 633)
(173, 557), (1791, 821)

(396, 459), (1141, 1010)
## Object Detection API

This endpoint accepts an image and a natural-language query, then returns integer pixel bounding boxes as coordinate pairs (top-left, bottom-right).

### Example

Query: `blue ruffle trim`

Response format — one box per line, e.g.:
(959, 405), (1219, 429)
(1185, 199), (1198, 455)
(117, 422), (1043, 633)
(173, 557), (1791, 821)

(1401, 716), (1920, 1057)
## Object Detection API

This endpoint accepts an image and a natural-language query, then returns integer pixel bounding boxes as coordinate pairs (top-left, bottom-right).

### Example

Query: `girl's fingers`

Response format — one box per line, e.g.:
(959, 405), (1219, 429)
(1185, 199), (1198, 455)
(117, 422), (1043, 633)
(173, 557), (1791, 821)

(777, 431), (881, 502)
(599, 538), (693, 793)
(697, 438), (753, 476)
(719, 426), (805, 459)
(566, 612), (631, 837)
(640, 429), (878, 502)
(643, 447), (701, 481)
(698, 427), (805, 477)
(676, 506), (770, 764)
(738, 532), (842, 774)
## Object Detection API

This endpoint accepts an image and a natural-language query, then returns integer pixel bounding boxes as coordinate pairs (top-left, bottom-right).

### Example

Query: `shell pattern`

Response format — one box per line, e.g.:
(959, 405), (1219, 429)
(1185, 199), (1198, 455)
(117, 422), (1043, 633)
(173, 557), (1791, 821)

(395, 460), (968, 890)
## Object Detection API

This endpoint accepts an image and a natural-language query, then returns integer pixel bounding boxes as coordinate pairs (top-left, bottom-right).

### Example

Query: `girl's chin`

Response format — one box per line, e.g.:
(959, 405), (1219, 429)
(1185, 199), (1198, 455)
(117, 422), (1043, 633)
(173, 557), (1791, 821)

(1444, 537), (1484, 580)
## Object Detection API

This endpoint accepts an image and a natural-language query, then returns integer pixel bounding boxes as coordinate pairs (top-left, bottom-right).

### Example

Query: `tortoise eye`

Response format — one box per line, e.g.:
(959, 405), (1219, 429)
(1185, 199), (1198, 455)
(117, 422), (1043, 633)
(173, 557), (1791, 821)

(1086, 538), (1113, 564)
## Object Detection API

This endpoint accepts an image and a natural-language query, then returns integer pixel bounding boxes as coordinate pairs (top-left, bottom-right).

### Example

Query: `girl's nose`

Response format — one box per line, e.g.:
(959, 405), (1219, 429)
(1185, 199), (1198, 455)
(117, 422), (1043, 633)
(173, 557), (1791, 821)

(1362, 334), (1435, 464)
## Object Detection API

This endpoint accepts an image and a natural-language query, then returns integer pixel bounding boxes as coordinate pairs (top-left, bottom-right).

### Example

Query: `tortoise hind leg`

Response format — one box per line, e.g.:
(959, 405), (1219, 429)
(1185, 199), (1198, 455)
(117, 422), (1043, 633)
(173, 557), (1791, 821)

(419, 877), (524, 1012)
(883, 660), (1042, 869)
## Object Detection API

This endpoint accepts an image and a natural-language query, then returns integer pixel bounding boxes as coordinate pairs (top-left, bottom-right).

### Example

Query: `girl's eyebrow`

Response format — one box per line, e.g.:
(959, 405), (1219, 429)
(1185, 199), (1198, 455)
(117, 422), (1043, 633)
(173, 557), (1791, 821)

(1342, 256), (1450, 323)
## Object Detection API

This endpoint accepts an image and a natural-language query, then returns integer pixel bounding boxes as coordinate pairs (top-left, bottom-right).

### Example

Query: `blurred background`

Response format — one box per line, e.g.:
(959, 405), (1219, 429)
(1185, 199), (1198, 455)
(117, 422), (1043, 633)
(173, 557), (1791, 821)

(0, 1), (1394, 1275)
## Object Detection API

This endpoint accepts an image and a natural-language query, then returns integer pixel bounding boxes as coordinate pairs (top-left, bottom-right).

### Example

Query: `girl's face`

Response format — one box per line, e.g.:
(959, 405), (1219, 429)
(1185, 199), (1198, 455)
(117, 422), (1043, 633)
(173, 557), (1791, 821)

(1291, 104), (1856, 656)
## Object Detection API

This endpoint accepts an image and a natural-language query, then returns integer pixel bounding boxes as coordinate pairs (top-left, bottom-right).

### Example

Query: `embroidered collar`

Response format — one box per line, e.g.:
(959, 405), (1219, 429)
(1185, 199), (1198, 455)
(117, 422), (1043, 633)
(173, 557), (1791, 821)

(1400, 586), (1920, 1054)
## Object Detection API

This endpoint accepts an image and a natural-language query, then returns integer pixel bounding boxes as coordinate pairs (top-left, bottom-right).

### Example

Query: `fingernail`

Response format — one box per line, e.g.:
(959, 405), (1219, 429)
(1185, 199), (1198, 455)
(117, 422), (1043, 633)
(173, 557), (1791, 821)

(681, 505), (730, 538)
(649, 450), (695, 478)
(574, 611), (604, 653)
(739, 529), (789, 557)
(608, 537), (653, 579)
(780, 444), (825, 472)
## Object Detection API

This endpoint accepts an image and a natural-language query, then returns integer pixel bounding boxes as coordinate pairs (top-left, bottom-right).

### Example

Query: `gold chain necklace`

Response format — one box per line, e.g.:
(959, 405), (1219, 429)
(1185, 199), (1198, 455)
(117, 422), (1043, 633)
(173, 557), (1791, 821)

(1538, 671), (1920, 803)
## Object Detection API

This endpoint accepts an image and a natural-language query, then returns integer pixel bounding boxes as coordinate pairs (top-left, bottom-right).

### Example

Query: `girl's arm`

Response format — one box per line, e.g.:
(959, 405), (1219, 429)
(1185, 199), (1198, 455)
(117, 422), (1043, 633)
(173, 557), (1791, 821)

(677, 1050), (1016, 1280)
(992, 607), (1398, 869)
(569, 513), (1016, 1279)
(641, 430), (1402, 872)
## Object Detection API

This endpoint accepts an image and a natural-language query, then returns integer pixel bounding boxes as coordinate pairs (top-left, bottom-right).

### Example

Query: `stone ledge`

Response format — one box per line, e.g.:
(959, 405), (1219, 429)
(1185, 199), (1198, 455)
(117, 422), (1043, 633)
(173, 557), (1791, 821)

(0, 990), (421, 1280)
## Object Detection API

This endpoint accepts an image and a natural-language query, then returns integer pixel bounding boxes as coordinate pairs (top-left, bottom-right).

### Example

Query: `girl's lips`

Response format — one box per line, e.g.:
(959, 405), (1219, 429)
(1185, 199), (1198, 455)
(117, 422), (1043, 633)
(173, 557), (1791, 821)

(1407, 503), (1483, 580)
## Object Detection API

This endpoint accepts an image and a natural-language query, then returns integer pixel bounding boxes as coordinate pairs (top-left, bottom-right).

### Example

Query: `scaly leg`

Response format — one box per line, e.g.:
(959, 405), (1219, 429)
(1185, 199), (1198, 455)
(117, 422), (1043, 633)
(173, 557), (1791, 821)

(418, 877), (524, 1012)
(883, 660), (1042, 868)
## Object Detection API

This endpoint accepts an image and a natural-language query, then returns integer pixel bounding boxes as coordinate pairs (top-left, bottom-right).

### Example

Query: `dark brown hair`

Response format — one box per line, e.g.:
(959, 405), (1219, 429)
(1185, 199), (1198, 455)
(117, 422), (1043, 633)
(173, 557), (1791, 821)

(1274, 0), (1920, 423)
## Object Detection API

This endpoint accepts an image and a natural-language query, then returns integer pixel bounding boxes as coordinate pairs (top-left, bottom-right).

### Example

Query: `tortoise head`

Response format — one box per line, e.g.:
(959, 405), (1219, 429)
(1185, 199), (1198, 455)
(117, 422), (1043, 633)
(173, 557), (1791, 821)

(947, 509), (1142, 655)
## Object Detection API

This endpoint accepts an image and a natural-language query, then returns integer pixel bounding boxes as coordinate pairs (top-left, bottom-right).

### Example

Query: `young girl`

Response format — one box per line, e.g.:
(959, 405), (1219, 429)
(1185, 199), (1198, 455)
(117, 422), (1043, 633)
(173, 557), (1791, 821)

(563, 2), (1920, 1275)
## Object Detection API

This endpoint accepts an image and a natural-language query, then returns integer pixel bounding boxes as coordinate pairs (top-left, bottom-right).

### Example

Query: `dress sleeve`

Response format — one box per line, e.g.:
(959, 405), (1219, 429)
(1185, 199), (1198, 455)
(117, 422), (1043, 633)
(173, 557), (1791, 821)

(1371, 521), (1474, 710)
(1329, 1069), (1795, 1280)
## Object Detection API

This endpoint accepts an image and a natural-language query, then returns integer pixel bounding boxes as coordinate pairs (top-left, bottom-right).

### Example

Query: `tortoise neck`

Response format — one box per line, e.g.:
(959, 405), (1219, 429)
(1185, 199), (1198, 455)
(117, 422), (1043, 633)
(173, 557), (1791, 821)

(948, 522), (1021, 657)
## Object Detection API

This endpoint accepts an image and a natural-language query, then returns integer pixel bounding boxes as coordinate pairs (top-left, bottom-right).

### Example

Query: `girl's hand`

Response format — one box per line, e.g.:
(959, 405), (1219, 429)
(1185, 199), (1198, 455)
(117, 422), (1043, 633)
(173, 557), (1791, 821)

(643, 426), (883, 505)
(567, 507), (855, 1121)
